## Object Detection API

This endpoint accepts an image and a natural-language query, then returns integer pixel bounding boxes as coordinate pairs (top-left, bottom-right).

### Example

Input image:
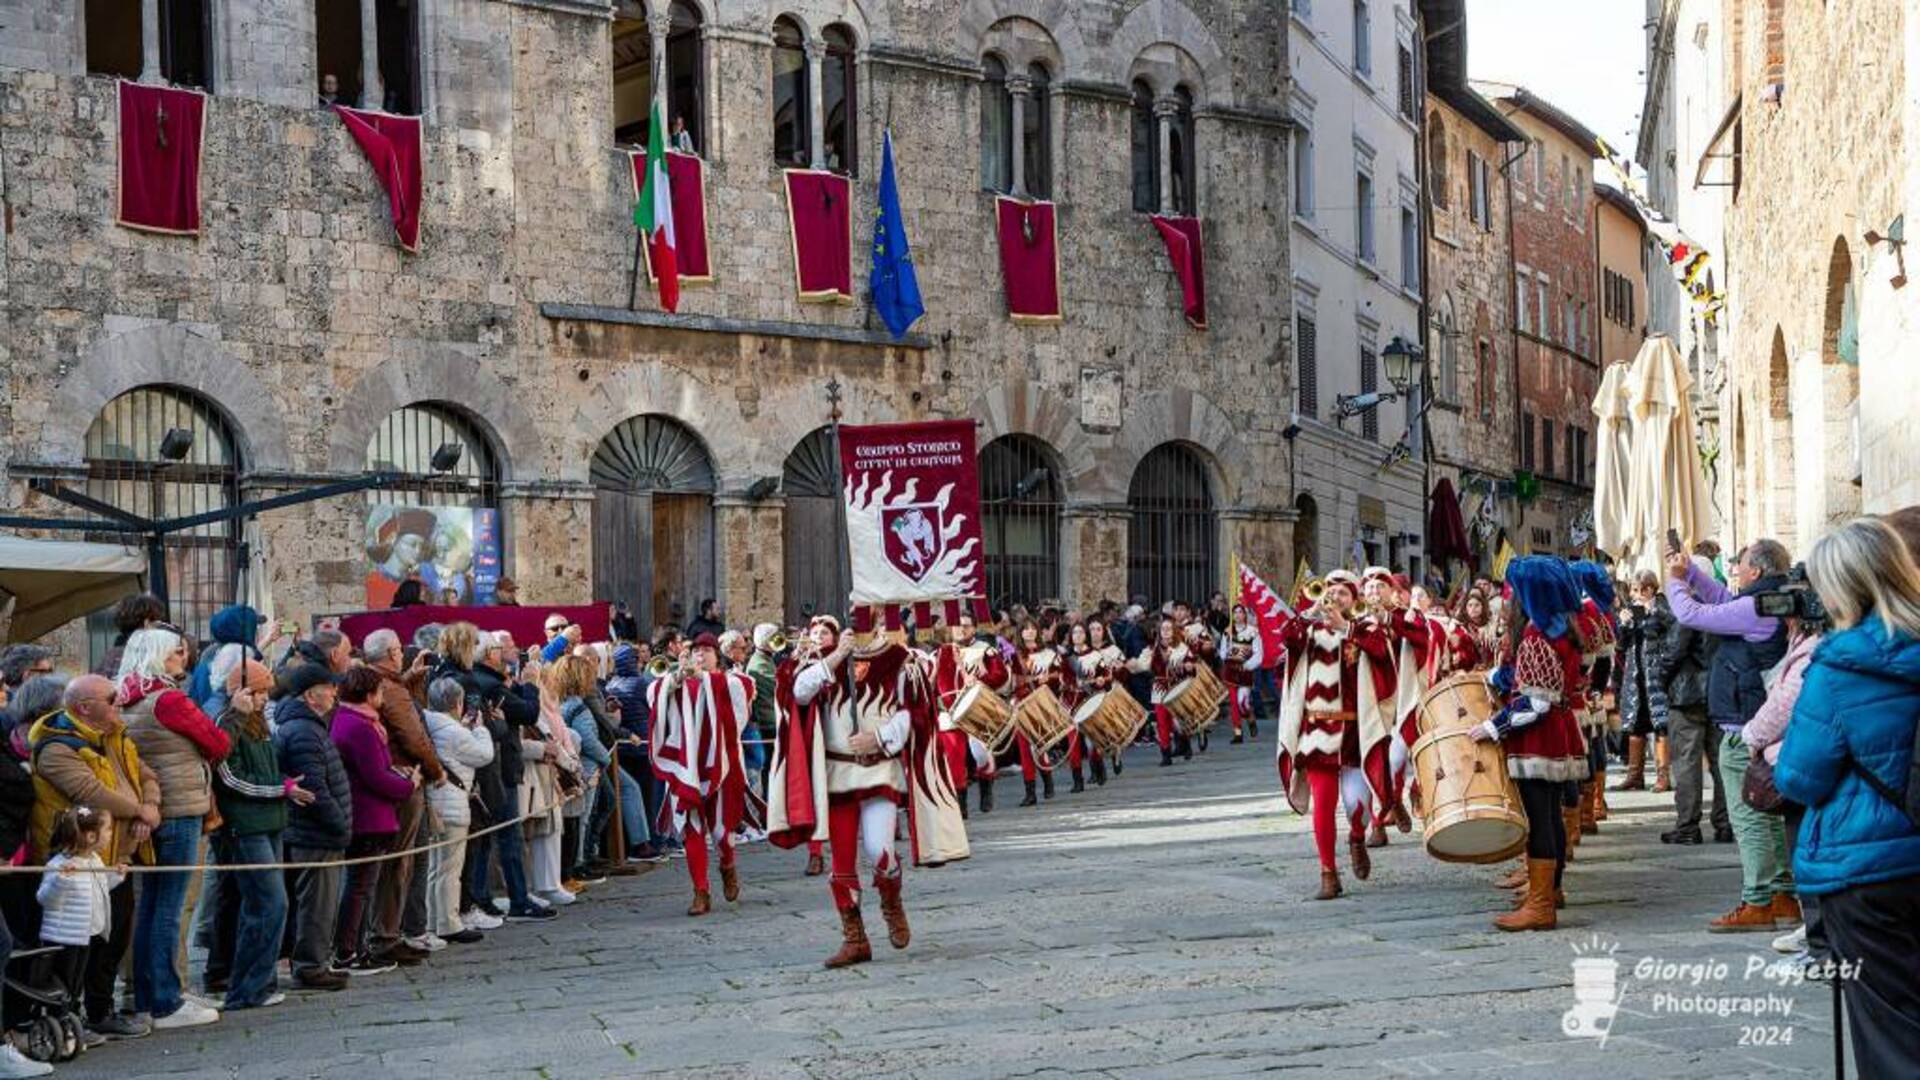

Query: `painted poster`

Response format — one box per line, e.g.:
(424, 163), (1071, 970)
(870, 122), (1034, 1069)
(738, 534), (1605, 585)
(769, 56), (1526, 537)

(364, 506), (502, 609)
(836, 421), (984, 607)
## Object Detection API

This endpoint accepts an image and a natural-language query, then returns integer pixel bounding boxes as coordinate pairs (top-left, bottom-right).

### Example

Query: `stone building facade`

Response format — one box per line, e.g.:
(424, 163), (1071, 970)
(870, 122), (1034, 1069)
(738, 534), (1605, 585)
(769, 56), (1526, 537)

(1479, 83), (1601, 558)
(1418, 0), (1523, 574)
(1594, 183), (1647, 370)
(0, 0), (1298, 651)
(1713, 0), (1915, 557)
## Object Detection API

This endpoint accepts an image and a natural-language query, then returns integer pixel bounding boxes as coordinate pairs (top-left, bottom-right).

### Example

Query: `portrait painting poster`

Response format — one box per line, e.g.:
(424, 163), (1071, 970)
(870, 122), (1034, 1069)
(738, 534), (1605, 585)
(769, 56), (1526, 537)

(365, 505), (482, 608)
(835, 421), (985, 607)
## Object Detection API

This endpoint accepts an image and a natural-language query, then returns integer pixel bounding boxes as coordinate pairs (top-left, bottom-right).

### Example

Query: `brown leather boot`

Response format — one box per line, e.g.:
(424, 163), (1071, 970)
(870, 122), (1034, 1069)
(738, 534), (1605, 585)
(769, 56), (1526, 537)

(1366, 820), (1389, 848)
(1579, 783), (1600, 832)
(824, 906), (873, 968)
(687, 890), (711, 917)
(1613, 736), (1647, 790)
(1651, 737), (1672, 793)
(1493, 859), (1558, 932)
(1349, 836), (1372, 880)
(720, 862), (741, 903)
(1494, 862), (1527, 890)
(1314, 869), (1343, 900)
(875, 875), (910, 949)
(1563, 807), (1582, 854)
(1593, 778), (1609, 822)
(1390, 802), (1412, 833)
(805, 851), (826, 877)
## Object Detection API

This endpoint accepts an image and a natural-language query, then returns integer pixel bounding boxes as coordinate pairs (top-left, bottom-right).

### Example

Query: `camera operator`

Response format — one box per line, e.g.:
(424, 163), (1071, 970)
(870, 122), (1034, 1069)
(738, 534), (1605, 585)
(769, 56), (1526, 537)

(1613, 571), (1673, 792)
(1665, 538), (1795, 932)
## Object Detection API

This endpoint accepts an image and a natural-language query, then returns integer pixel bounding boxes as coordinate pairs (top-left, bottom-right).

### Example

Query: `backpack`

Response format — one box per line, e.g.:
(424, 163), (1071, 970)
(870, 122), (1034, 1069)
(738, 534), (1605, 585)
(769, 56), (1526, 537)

(1851, 731), (1920, 830)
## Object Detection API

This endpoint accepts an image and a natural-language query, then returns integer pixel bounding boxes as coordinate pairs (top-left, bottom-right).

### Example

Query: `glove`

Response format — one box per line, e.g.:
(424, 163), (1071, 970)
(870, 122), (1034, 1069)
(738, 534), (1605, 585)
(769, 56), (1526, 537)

(1469, 720), (1500, 743)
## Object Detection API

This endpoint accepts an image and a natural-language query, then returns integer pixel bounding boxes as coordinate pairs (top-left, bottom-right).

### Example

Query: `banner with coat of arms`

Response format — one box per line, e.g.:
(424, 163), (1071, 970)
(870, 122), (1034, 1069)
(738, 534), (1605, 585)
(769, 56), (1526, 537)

(836, 421), (985, 614)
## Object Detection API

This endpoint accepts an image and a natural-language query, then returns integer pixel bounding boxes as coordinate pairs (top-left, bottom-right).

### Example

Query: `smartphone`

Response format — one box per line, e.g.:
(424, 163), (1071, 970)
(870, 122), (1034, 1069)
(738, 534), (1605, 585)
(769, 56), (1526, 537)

(280, 620), (299, 637)
(1665, 528), (1683, 557)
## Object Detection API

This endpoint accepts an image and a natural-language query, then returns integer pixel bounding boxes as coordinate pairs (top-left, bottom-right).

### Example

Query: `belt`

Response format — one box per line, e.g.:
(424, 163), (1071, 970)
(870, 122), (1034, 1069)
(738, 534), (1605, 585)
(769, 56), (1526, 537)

(825, 750), (895, 767)
(1306, 709), (1357, 722)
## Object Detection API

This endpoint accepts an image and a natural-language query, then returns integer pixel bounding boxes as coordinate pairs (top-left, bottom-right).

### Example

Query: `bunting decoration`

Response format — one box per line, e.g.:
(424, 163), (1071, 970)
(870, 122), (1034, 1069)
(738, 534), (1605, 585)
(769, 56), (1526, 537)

(631, 148), (713, 284)
(334, 105), (424, 252)
(1150, 215), (1208, 329)
(1595, 136), (1726, 323)
(783, 169), (855, 302)
(115, 81), (207, 236)
(995, 196), (1062, 323)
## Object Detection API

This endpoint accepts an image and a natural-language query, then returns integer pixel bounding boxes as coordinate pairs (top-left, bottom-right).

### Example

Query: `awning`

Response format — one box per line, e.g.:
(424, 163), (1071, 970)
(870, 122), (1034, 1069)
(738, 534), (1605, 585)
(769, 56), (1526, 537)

(1694, 94), (1743, 190)
(0, 537), (146, 644)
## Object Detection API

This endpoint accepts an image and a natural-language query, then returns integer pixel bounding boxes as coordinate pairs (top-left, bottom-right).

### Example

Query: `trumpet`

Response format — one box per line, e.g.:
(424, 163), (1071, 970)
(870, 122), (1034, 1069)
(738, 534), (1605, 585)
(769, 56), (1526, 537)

(1300, 576), (1327, 604)
(646, 656), (675, 678)
(767, 631), (789, 653)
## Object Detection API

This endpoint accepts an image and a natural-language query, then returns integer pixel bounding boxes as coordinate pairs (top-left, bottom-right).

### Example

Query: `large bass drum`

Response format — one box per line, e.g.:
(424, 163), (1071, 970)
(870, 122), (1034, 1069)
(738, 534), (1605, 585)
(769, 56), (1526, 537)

(1072, 690), (1148, 756)
(947, 683), (1015, 753)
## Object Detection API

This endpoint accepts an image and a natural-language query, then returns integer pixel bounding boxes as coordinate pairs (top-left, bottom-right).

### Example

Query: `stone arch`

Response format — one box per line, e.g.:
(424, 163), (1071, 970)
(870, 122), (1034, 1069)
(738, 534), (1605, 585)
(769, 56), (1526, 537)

(325, 347), (541, 482)
(957, 0), (1092, 79)
(42, 322), (292, 472)
(976, 15), (1065, 76)
(1810, 234), (1862, 535)
(1105, 388), (1250, 506)
(1108, 0), (1228, 105)
(647, 0), (716, 26)
(752, 376), (904, 487)
(968, 378), (1098, 503)
(565, 362), (754, 489)
(1765, 326), (1795, 543)
(743, 0), (879, 45)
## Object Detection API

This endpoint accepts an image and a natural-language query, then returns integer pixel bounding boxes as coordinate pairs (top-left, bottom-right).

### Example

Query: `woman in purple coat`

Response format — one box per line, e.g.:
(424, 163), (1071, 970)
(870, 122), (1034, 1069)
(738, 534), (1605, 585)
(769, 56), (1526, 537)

(330, 666), (421, 973)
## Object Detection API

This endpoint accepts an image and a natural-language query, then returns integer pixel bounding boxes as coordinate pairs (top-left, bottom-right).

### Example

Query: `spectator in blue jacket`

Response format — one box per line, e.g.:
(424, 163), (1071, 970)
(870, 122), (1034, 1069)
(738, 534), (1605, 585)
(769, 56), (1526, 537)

(605, 644), (667, 860)
(1774, 517), (1920, 1077)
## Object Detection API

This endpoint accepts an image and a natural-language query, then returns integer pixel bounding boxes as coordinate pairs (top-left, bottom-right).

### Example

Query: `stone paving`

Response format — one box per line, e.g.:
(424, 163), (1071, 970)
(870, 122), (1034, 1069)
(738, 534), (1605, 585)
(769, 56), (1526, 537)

(66, 739), (1836, 1078)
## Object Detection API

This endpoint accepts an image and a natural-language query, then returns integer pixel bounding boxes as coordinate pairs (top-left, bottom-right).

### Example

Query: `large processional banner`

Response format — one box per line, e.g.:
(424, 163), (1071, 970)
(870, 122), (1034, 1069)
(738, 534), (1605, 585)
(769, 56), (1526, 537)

(835, 420), (986, 616)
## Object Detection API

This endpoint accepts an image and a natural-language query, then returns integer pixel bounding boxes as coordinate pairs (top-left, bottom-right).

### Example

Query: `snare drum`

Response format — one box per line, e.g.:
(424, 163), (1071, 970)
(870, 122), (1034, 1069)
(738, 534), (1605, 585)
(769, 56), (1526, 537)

(1013, 686), (1075, 757)
(1072, 690), (1147, 757)
(1416, 672), (1498, 737)
(1410, 726), (1529, 864)
(947, 683), (1015, 753)
(1163, 664), (1226, 736)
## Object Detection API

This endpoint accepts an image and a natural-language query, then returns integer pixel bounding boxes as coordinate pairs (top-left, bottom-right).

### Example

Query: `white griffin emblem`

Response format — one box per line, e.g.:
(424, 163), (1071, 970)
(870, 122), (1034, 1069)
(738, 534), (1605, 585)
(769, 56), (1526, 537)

(845, 469), (980, 602)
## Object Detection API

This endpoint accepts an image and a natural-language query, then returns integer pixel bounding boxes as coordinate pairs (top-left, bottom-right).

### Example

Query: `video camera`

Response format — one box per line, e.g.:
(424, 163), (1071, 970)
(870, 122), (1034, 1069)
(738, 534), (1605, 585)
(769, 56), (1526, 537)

(1751, 564), (1828, 626)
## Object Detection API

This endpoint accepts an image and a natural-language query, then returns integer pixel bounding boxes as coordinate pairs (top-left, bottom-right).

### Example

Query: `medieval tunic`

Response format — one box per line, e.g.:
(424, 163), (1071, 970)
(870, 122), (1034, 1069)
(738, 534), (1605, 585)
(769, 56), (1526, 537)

(932, 640), (1009, 785)
(1488, 626), (1592, 782)
(647, 669), (755, 841)
(1274, 615), (1397, 815)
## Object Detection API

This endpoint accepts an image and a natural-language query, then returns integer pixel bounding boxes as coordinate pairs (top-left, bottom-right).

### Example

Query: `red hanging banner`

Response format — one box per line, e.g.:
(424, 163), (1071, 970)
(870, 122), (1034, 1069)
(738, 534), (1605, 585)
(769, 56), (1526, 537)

(334, 105), (424, 252)
(632, 150), (713, 281)
(836, 420), (987, 611)
(115, 81), (206, 236)
(783, 169), (854, 301)
(995, 197), (1062, 323)
(1150, 214), (1208, 329)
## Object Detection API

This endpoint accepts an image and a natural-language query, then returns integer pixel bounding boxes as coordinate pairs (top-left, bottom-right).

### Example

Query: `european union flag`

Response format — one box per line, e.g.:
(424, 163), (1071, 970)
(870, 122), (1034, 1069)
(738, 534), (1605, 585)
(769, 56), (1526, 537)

(869, 129), (925, 340)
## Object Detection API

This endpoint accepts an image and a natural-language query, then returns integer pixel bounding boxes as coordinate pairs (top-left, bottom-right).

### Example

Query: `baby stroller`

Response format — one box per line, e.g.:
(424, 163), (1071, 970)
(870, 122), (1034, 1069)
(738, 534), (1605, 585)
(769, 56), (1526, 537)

(4, 944), (87, 1063)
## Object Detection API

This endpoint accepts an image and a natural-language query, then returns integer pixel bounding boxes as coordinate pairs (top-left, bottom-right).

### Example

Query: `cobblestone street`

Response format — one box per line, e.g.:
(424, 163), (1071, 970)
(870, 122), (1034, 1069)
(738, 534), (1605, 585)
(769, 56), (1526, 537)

(61, 737), (1837, 1078)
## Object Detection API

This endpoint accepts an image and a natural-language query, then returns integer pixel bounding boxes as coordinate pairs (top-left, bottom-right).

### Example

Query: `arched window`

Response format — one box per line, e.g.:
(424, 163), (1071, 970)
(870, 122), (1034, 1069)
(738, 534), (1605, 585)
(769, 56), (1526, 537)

(1426, 117), (1448, 209)
(980, 55), (1013, 192)
(771, 16), (810, 166)
(364, 403), (499, 508)
(1127, 443), (1216, 606)
(83, 385), (241, 644)
(1292, 493), (1319, 582)
(666, 0), (706, 153)
(1434, 295), (1459, 402)
(782, 427), (850, 622)
(822, 23), (857, 173)
(980, 435), (1062, 609)
(592, 415), (716, 633)
(89, 0), (212, 88)
(611, 7), (653, 145)
(1022, 62), (1052, 197)
(1169, 85), (1196, 215)
(1130, 80), (1159, 213)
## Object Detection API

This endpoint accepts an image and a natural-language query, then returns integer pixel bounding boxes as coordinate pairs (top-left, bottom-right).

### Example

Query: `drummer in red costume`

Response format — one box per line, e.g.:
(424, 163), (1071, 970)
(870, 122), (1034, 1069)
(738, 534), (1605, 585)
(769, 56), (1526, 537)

(1275, 569), (1398, 899)
(648, 633), (757, 916)
(1012, 621), (1076, 806)
(931, 613), (1009, 816)
(1468, 556), (1591, 931)
(1222, 604), (1259, 744)
(1065, 621), (1115, 791)
(1148, 618), (1198, 766)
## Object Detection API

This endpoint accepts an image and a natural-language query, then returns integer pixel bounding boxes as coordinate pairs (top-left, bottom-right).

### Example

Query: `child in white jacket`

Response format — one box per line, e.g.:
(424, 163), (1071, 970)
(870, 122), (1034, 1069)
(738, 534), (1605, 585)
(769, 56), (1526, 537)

(36, 807), (127, 1006)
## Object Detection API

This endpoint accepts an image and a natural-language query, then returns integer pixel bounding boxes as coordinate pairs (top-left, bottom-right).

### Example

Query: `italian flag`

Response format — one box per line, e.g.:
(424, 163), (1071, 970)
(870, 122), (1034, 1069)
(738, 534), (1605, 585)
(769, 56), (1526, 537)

(635, 102), (678, 312)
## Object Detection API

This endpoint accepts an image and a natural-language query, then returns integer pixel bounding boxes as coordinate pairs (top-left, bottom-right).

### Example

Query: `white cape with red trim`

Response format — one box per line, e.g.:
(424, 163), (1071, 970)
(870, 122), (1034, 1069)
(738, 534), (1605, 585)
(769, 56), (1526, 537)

(1273, 635), (1392, 816)
(648, 670), (754, 838)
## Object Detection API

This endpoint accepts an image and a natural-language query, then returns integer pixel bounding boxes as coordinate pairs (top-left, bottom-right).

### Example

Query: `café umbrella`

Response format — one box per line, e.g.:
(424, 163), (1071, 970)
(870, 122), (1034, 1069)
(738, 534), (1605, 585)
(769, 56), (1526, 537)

(1590, 359), (1635, 562)
(1621, 334), (1711, 576)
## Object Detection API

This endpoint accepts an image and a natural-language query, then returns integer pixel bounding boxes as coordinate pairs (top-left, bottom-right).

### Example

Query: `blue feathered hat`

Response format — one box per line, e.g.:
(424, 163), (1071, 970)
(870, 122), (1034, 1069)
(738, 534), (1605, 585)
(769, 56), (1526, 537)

(1570, 560), (1616, 614)
(1506, 556), (1582, 640)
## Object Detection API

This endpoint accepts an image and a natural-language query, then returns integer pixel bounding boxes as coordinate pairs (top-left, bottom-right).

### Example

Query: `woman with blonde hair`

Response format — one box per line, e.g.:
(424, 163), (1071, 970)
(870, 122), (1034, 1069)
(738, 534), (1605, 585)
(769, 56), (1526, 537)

(1774, 517), (1920, 1075)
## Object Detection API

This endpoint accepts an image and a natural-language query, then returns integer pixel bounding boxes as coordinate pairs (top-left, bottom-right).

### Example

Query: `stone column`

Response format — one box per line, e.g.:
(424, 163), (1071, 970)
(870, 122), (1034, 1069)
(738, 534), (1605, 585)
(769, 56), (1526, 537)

(1061, 503), (1131, 608)
(714, 495), (787, 629)
(1154, 95), (1179, 215)
(1007, 74), (1032, 196)
(648, 11), (670, 124)
(359, 0), (382, 109)
(1218, 508), (1300, 593)
(503, 488), (597, 605)
(141, 0), (162, 82)
(804, 40), (825, 168)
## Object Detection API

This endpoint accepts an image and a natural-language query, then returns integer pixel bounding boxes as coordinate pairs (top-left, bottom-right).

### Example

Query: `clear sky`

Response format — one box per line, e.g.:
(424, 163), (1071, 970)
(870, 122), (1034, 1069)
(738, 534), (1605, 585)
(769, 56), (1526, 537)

(1465, 0), (1649, 154)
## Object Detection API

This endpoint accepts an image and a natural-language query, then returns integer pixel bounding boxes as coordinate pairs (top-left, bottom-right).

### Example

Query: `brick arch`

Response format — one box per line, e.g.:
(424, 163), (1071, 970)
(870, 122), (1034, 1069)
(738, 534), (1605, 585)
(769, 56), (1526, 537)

(1107, 0), (1228, 105)
(1105, 388), (1249, 505)
(967, 378), (1098, 501)
(42, 323), (292, 472)
(958, 0), (1092, 79)
(565, 363), (754, 489)
(324, 347), (542, 482)
(751, 377), (906, 486)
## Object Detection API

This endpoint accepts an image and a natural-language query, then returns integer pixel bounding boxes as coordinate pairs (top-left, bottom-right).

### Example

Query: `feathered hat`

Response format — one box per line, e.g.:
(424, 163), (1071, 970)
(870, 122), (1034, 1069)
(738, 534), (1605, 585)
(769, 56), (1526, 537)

(1505, 556), (1582, 640)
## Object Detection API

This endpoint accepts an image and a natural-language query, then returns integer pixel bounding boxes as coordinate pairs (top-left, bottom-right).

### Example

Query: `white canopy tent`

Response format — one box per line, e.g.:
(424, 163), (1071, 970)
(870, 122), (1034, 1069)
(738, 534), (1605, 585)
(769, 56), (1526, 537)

(0, 537), (146, 644)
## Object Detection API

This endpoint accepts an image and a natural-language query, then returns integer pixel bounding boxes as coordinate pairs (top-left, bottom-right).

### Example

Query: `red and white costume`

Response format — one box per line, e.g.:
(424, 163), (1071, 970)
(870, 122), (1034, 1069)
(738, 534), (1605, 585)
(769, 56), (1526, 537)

(1573, 600), (1618, 737)
(1013, 644), (1077, 781)
(648, 667), (756, 898)
(933, 639), (1009, 788)
(1222, 622), (1258, 737)
(1069, 642), (1124, 769)
(1487, 627), (1591, 782)
(1274, 573), (1397, 875)
(1149, 638), (1199, 752)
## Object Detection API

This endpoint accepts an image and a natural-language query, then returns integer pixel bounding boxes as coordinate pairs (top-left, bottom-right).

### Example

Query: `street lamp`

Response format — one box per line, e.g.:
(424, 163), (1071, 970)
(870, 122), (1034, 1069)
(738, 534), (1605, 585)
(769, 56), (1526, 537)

(1335, 335), (1425, 419)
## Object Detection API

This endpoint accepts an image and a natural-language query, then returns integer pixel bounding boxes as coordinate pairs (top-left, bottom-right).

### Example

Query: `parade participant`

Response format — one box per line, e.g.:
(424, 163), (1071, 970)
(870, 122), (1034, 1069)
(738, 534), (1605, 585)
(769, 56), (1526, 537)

(1356, 568), (1412, 846)
(647, 633), (756, 916)
(931, 613), (1009, 815)
(1468, 556), (1591, 932)
(1147, 619), (1197, 766)
(769, 615), (951, 969)
(1012, 622), (1076, 806)
(1275, 570), (1396, 899)
(1085, 620), (1126, 776)
(1460, 590), (1499, 670)
(1570, 561), (1620, 834)
(1065, 622), (1113, 790)
(1222, 605), (1259, 744)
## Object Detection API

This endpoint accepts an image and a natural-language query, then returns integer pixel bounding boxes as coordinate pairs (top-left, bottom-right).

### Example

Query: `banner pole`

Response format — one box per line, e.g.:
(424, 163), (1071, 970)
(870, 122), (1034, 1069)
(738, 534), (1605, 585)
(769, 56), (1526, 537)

(826, 377), (853, 628)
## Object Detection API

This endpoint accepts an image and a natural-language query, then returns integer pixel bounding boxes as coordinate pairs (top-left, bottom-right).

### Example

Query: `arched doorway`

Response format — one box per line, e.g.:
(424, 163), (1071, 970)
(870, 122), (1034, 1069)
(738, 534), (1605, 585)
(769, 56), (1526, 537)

(1292, 493), (1319, 582)
(782, 426), (850, 622)
(1818, 237), (1862, 534)
(83, 384), (242, 647)
(979, 434), (1062, 609)
(1766, 327), (1795, 542)
(1127, 442), (1217, 607)
(592, 415), (715, 635)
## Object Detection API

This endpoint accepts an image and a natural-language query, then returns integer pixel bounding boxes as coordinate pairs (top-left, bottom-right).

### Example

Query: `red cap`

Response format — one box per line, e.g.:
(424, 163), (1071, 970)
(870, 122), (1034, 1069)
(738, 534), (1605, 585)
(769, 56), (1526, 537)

(691, 632), (721, 650)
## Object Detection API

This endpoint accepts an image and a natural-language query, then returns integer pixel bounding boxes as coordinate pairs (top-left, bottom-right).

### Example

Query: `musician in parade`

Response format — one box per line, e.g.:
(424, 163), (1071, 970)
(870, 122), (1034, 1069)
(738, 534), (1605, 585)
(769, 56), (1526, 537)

(932, 613), (1010, 816)
(1459, 588), (1500, 670)
(1570, 561), (1620, 836)
(1012, 621), (1076, 806)
(1468, 556), (1592, 932)
(1085, 619), (1128, 776)
(1065, 621), (1112, 791)
(647, 633), (758, 916)
(1222, 604), (1259, 744)
(1274, 569), (1398, 899)
(1354, 569), (1412, 847)
(1148, 618), (1198, 766)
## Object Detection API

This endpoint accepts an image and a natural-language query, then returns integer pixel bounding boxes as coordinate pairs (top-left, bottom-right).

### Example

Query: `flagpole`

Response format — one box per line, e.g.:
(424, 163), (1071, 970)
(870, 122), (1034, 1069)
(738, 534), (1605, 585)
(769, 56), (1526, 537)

(826, 376), (852, 627)
(627, 226), (645, 311)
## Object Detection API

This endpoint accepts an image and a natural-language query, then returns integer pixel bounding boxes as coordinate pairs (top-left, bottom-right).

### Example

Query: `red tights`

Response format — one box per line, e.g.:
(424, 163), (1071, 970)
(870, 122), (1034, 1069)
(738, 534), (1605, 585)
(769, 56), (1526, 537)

(682, 823), (735, 893)
(1016, 733), (1038, 781)
(1154, 705), (1174, 750)
(1306, 764), (1341, 871)
(827, 798), (898, 910)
